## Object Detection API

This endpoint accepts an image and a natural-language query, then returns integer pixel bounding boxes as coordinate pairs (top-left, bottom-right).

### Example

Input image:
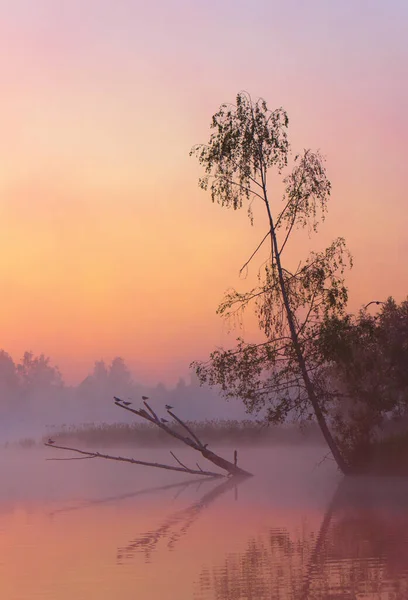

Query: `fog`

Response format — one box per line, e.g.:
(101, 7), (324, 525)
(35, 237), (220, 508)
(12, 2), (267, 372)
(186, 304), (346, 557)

(0, 350), (259, 444)
(1, 354), (407, 600)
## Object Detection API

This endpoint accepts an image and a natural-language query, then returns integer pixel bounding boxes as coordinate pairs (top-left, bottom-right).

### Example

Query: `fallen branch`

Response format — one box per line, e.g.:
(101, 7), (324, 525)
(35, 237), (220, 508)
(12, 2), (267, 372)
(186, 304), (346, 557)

(115, 398), (252, 477)
(45, 396), (253, 479)
(44, 443), (223, 478)
(167, 408), (205, 448)
(144, 401), (160, 422)
(112, 402), (196, 448)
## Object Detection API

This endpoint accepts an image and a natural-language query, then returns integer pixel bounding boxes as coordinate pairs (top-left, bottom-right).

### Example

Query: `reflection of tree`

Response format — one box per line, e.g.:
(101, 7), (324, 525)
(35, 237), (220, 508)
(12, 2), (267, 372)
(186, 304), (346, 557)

(117, 477), (245, 563)
(197, 527), (314, 600)
(195, 478), (408, 599)
(305, 479), (408, 599)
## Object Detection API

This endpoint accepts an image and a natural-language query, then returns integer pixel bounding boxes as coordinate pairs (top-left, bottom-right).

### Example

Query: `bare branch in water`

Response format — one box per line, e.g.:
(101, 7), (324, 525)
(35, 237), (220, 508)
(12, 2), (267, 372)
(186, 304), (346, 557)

(44, 443), (223, 478)
(143, 400), (160, 422)
(114, 398), (252, 477)
(170, 451), (189, 470)
(45, 396), (253, 479)
(167, 408), (205, 448)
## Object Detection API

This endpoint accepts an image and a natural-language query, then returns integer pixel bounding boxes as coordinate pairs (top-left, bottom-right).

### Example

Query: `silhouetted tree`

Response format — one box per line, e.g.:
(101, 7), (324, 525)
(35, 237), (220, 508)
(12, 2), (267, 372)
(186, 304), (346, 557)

(108, 357), (132, 391)
(0, 350), (19, 395)
(93, 360), (109, 385)
(176, 377), (187, 391)
(17, 351), (63, 392)
(315, 297), (408, 469)
(191, 92), (351, 473)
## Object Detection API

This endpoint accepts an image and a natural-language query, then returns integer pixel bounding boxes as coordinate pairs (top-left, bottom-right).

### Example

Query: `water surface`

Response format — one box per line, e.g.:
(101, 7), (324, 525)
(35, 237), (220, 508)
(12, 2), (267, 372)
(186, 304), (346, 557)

(1, 445), (407, 599)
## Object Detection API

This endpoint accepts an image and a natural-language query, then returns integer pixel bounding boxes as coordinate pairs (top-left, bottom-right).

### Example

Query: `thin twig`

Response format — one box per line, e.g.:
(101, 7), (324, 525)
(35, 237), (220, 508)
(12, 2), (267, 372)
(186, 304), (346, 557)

(312, 451), (335, 471)
(364, 300), (385, 309)
(239, 231), (270, 276)
(216, 175), (265, 201)
(170, 451), (189, 470)
(46, 456), (97, 461)
(196, 463), (203, 472)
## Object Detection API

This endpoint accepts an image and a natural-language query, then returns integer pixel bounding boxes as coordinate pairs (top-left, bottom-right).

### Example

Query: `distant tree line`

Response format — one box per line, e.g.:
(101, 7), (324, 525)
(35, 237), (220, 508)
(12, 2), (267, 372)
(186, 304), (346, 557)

(0, 352), (133, 398)
(0, 350), (253, 441)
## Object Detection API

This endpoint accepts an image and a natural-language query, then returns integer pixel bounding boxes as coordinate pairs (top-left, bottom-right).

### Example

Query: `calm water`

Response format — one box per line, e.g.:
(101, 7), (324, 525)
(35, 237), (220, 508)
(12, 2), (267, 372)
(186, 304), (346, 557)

(1, 444), (408, 599)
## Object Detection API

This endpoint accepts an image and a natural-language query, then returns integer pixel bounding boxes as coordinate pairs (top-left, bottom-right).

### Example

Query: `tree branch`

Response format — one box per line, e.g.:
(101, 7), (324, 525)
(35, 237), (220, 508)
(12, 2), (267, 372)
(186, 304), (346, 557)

(46, 456), (97, 461)
(167, 409), (205, 448)
(48, 397), (252, 479)
(278, 210), (297, 256)
(215, 175), (265, 201)
(364, 300), (385, 309)
(44, 443), (223, 478)
(170, 451), (189, 470)
(239, 231), (270, 276)
(144, 400), (160, 422)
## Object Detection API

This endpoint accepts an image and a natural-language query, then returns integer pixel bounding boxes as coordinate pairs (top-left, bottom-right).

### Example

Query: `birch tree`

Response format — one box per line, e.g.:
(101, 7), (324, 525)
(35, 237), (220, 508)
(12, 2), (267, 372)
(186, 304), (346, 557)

(191, 92), (352, 474)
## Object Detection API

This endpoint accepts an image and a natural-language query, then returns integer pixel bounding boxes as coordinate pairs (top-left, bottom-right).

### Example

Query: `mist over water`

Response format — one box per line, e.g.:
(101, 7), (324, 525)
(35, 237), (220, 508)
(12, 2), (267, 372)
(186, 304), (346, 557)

(1, 444), (407, 599)
(0, 351), (260, 445)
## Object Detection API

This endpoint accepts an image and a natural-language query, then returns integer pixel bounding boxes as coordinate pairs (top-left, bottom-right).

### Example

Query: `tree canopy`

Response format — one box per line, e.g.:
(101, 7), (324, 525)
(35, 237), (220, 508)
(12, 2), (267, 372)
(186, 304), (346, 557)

(315, 298), (408, 469)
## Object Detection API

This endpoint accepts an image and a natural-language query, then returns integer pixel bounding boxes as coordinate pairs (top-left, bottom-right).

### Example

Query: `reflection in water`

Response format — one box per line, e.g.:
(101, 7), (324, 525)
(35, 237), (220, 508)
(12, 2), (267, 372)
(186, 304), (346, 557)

(306, 478), (408, 599)
(2, 448), (408, 600)
(195, 478), (408, 600)
(117, 477), (244, 562)
(197, 527), (313, 599)
(47, 476), (219, 517)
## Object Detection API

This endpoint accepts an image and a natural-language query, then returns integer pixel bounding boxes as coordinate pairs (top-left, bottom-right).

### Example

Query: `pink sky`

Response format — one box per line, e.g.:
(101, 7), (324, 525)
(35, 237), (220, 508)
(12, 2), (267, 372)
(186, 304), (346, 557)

(0, 0), (407, 385)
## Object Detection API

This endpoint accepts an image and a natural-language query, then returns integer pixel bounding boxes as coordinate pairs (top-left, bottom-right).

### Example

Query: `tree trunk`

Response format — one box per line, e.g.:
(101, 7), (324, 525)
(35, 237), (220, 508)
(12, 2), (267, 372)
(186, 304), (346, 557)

(261, 173), (349, 474)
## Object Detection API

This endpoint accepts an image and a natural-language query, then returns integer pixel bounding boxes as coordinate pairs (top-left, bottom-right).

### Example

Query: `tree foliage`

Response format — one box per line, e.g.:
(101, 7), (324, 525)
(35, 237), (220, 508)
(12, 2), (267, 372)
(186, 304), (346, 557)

(315, 298), (408, 466)
(191, 92), (352, 472)
(17, 351), (63, 391)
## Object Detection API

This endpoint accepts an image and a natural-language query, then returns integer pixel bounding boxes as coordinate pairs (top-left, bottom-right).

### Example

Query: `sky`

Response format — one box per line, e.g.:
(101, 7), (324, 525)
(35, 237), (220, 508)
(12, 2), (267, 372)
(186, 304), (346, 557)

(0, 0), (407, 385)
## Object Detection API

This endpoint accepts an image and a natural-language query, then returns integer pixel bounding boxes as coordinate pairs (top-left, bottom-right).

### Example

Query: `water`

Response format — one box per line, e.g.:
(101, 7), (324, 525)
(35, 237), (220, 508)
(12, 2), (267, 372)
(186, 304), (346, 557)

(1, 444), (408, 599)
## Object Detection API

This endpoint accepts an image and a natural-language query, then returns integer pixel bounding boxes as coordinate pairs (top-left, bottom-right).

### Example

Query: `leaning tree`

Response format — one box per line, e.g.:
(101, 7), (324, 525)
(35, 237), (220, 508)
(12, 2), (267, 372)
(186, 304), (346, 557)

(190, 92), (352, 474)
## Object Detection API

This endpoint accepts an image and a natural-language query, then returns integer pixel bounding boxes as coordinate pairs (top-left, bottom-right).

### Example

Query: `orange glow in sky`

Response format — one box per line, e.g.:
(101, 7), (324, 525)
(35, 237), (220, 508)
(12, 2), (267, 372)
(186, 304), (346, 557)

(0, 1), (407, 384)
